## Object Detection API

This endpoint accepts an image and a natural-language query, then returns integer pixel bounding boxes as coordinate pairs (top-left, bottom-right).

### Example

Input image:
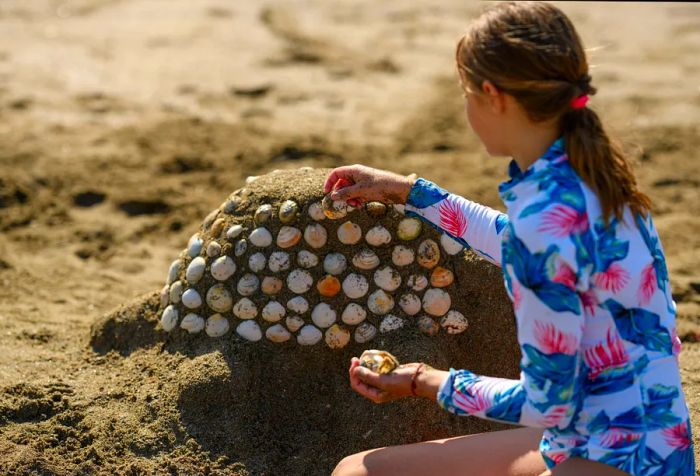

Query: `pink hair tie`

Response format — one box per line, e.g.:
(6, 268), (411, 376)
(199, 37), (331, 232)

(571, 94), (589, 109)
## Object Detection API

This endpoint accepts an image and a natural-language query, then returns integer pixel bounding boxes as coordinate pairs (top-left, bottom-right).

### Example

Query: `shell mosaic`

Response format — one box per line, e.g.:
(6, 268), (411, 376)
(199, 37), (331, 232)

(158, 168), (471, 349)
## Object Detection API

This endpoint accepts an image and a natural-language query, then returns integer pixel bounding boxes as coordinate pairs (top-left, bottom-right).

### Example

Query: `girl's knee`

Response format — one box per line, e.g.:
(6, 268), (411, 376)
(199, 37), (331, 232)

(332, 453), (368, 476)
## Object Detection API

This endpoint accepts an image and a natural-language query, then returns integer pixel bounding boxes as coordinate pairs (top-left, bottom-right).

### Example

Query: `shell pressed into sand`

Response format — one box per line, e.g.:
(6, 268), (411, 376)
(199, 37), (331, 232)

(285, 315), (305, 333)
(268, 251), (291, 273)
(417, 315), (439, 336)
(359, 349), (399, 374)
(206, 284), (233, 313)
(226, 224), (243, 241)
(325, 324), (350, 349)
(342, 273), (369, 299)
(261, 301), (286, 323)
(182, 288), (202, 309)
(161, 305), (179, 332)
(254, 204), (273, 225)
(379, 314), (405, 333)
(233, 298), (257, 319)
(354, 322), (377, 344)
(297, 324), (323, 345)
(365, 201), (387, 218)
(211, 256), (236, 281)
(234, 239), (247, 257)
(373, 266), (401, 292)
(249, 227), (273, 248)
(266, 324), (291, 343)
(341, 303), (367, 325)
(397, 218), (422, 241)
(407, 274), (429, 292)
(323, 253), (347, 275)
(237, 273), (260, 296)
(367, 289), (394, 315)
(186, 256), (206, 284)
(337, 221), (362, 245)
(430, 267), (454, 288)
(398, 293), (421, 316)
(261, 276), (283, 295)
(248, 252), (267, 273)
(440, 310), (469, 334)
(169, 280), (184, 304)
(167, 259), (181, 284)
(277, 226), (302, 249)
(303, 223), (327, 249)
(287, 269), (313, 294)
(422, 288), (451, 316)
(286, 296), (309, 315)
(365, 225), (392, 246)
(391, 245), (415, 267)
(210, 218), (225, 238)
(308, 202), (325, 221)
(440, 233), (464, 255)
(180, 313), (205, 334)
(160, 284), (170, 307)
(206, 241), (221, 258)
(187, 233), (203, 257)
(236, 320), (262, 342)
(278, 200), (299, 224)
(205, 314), (230, 337)
(417, 239), (440, 269)
(317, 275), (341, 297)
(311, 303), (336, 328)
(297, 250), (319, 268)
(352, 249), (380, 270)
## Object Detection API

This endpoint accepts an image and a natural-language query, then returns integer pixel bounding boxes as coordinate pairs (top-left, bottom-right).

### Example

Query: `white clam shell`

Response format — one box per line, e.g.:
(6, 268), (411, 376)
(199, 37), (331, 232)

(205, 314), (230, 337)
(262, 300), (286, 322)
(226, 224), (244, 241)
(374, 266), (401, 292)
(342, 273), (369, 299)
(249, 227), (273, 248)
(391, 245), (415, 267)
(367, 289), (395, 315)
(266, 324), (291, 343)
(354, 322), (377, 344)
(160, 305), (179, 332)
(206, 241), (222, 258)
(285, 315), (305, 333)
(341, 303), (367, 325)
(397, 218), (422, 241)
(303, 223), (328, 249)
(276, 226), (302, 248)
(237, 273), (260, 296)
(365, 225), (392, 246)
(233, 298), (257, 319)
(323, 253), (347, 275)
(167, 259), (181, 284)
(248, 252), (267, 272)
(440, 234), (464, 255)
(234, 239), (247, 257)
(211, 256), (236, 281)
(287, 269), (313, 294)
(422, 288), (451, 316)
(308, 202), (326, 221)
(169, 280), (184, 304)
(297, 324), (323, 345)
(180, 313), (205, 334)
(187, 234), (204, 257)
(311, 303), (337, 328)
(417, 239), (440, 269)
(325, 324), (351, 349)
(186, 256), (206, 283)
(352, 249), (380, 270)
(268, 251), (291, 273)
(407, 274), (429, 292)
(440, 310), (469, 334)
(379, 314), (405, 333)
(286, 296), (309, 314)
(160, 284), (170, 308)
(206, 284), (233, 313)
(297, 250), (319, 268)
(399, 294), (421, 316)
(245, 175), (258, 184)
(337, 221), (362, 245)
(182, 288), (202, 309)
(236, 320), (262, 342)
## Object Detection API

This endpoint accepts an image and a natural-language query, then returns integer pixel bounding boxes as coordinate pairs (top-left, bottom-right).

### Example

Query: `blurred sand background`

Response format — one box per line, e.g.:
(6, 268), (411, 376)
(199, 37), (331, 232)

(0, 0), (698, 474)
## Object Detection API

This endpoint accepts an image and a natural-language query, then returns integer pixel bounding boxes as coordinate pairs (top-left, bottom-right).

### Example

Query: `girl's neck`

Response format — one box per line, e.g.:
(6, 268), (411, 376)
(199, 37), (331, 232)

(509, 123), (560, 172)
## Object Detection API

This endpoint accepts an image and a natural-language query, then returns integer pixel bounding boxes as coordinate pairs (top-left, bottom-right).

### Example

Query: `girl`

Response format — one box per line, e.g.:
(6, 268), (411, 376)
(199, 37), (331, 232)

(328, 3), (695, 476)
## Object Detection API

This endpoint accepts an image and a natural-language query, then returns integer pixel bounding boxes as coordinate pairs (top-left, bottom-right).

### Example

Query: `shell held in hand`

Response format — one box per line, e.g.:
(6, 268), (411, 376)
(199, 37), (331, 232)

(359, 350), (399, 374)
(322, 195), (347, 219)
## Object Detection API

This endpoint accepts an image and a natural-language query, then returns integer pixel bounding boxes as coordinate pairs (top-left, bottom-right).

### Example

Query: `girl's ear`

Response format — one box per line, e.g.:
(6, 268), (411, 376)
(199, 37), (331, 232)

(481, 80), (506, 114)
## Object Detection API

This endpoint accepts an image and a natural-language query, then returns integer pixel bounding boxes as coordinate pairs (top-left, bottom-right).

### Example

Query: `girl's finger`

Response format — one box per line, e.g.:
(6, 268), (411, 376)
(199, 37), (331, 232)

(353, 365), (385, 389)
(323, 167), (355, 193)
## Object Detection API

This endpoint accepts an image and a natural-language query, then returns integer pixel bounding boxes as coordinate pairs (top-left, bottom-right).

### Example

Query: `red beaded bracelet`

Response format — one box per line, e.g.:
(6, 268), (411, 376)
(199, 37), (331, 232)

(411, 363), (426, 397)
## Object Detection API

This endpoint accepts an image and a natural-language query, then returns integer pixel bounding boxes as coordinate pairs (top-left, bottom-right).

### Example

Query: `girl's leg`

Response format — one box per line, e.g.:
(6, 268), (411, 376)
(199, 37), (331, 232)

(547, 457), (630, 476)
(333, 427), (546, 476)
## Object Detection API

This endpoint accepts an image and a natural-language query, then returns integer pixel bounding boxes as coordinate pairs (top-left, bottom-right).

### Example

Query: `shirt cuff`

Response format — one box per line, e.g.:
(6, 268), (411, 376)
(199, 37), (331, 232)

(406, 177), (449, 210)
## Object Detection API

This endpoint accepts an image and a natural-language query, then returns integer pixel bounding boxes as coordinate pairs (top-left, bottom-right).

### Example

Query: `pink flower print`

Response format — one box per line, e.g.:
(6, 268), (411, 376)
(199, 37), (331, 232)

(578, 289), (597, 314)
(512, 282), (522, 311)
(453, 387), (490, 415)
(583, 328), (629, 377)
(600, 431), (642, 449)
(662, 422), (691, 450)
(638, 263), (657, 305)
(438, 199), (468, 237)
(549, 452), (568, 465)
(593, 263), (630, 293)
(534, 321), (578, 355)
(553, 262), (577, 290)
(538, 205), (589, 237)
(542, 405), (569, 427)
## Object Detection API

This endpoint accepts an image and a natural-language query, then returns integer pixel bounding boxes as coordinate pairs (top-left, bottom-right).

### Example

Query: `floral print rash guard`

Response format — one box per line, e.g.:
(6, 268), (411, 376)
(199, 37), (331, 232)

(404, 139), (695, 475)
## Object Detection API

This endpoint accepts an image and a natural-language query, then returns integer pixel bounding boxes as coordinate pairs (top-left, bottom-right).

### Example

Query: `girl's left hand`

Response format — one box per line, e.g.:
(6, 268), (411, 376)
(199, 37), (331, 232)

(348, 357), (422, 404)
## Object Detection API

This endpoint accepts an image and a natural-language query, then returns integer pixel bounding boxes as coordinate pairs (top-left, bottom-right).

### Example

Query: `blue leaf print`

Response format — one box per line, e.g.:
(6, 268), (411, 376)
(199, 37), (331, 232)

(601, 299), (673, 354)
(485, 384), (526, 422)
(583, 363), (635, 396)
(521, 344), (577, 411)
(644, 384), (682, 430)
(588, 410), (611, 434)
(406, 178), (448, 208)
(495, 213), (509, 234)
(594, 218), (630, 271)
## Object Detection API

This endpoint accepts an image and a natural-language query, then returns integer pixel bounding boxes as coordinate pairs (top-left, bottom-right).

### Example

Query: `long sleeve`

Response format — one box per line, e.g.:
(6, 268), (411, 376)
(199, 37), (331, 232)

(404, 178), (508, 267)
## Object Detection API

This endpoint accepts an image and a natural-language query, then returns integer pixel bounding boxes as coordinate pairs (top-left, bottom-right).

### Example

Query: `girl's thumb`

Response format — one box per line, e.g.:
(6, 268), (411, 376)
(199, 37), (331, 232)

(330, 184), (361, 201)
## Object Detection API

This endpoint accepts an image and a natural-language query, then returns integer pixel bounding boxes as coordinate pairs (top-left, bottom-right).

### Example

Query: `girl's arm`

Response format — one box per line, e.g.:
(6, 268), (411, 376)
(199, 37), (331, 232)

(405, 178), (508, 267)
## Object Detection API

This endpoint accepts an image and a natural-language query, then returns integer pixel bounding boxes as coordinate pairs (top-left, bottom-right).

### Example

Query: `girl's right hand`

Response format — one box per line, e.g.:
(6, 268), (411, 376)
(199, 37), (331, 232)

(323, 165), (416, 205)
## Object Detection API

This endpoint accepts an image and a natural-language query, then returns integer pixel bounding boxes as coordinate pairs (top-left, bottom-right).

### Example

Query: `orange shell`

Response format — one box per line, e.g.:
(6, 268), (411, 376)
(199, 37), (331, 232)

(430, 266), (454, 288)
(317, 275), (341, 297)
(261, 276), (283, 295)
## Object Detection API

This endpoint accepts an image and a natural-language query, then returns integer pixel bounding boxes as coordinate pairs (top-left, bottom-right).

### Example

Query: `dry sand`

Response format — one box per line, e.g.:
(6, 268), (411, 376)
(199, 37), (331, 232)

(0, 1), (698, 474)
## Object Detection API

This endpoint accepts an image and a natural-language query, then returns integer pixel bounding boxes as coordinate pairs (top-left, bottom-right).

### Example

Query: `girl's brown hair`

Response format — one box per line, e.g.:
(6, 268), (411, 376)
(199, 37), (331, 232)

(456, 1), (651, 223)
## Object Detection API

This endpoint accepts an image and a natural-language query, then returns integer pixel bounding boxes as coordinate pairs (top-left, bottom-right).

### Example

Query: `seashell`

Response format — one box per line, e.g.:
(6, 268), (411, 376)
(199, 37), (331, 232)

(261, 276), (283, 295)
(422, 288), (451, 316)
(277, 226), (302, 248)
(359, 349), (399, 374)
(398, 294), (421, 316)
(397, 218), (422, 241)
(311, 303), (336, 328)
(367, 289), (395, 315)
(211, 256), (236, 281)
(261, 301), (286, 322)
(187, 234), (204, 257)
(407, 274), (429, 292)
(440, 233), (464, 255)
(285, 315), (305, 333)
(373, 266), (402, 292)
(430, 266), (454, 288)
(317, 275), (341, 297)
(297, 250), (319, 268)
(234, 239), (247, 257)
(308, 202), (326, 221)
(417, 239), (440, 269)
(245, 175), (258, 184)
(322, 195), (347, 219)
(254, 204), (273, 225)
(206, 241), (222, 258)
(303, 223), (327, 249)
(186, 256), (206, 283)
(160, 305), (179, 332)
(210, 218), (225, 238)
(204, 210), (219, 229)
(237, 273), (260, 296)
(226, 224), (244, 241)
(394, 204), (405, 215)
(236, 320), (262, 342)
(380, 314), (405, 333)
(182, 288), (202, 309)
(223, 197), (242, 214)
(248, 252), (267, 272)
(169, 280), (184, 304)
(341, 303), (367, 325)
(287, 269), (313, 294)
(352, 249), (380, 270)
(206, 284), (233, 313)
(268, 251), (291, 273)
(286, 296), (309, 314)
(160, 284), (170, 308)
(266, 324), (291, 343)
(297, 324), (322, 345)
(342, 273), (369, 299)
(365, 201), (387, 218)
(180, 313), (205, 334)
(337, 221), (362, 245)
(325, 324), (351, 349)
(365, 225), (392, 246)
(233, 298), (257, 319)
(440, 310), (469, 334)
(323, 252), (347, 275)
(354, 322), (377, 344)
(391, 245), (415, 267)
(205, 314), (230, 337)
(249, 227), (273, 248)
(278, 200), (299, 224)
(417, 315), (439, 336)
(167, 259), (181, 284)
